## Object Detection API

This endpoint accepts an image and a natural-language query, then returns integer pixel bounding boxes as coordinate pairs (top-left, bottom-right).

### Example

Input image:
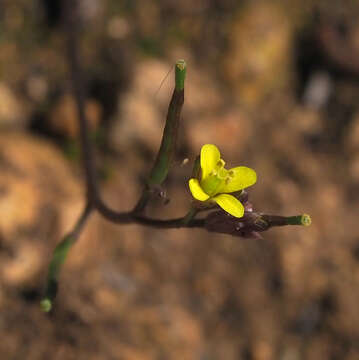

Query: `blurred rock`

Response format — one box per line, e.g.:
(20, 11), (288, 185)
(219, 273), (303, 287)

(50, 94), (102, 138)
(347, 111), (359, 150)
(183, 61), (222, 116)
(2, 242), (45, 286)
(1, 1), (359, 359)
(133, 0), (160, 36)
(302, 71), (332, 110)
(349, 154), (359, 181)
(78, 0), (103, 22)
(0, 132), (82, 287)
(288, 107), (323, 135)
(107, 16), (131, 39)
(0, 173), (39, 237)
(187, 109), (252, 159)
(253, 341), (274, 360)
(223, 2), (292, 106)
(0, 132), (82, 236)
(110, 59), (172, 151)
(26, 74), (48, 103)
(0, 83), (25, 127)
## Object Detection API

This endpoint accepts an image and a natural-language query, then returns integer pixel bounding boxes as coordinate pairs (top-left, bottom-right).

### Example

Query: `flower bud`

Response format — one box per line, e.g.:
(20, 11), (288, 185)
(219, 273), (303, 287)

(205, 205), (311, 238)
(205, 210), (267, 238)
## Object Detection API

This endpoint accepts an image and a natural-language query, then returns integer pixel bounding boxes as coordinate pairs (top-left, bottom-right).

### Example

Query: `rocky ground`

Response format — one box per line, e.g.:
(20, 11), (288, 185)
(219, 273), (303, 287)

(1, 1), (359, 359)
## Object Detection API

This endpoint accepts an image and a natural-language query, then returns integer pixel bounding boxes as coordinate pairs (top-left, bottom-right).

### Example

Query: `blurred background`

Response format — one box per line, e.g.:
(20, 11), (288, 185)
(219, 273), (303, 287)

(1, 0), (359, 359)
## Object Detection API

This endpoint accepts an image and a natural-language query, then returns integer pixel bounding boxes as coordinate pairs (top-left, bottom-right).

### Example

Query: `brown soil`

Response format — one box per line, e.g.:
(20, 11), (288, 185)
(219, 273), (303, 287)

(1, 1), (359, 359)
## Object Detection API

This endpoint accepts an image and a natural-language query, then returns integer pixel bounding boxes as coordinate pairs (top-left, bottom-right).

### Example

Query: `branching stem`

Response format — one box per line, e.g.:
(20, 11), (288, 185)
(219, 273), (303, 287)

(64, 0), (191, 227)
(41, 0), (310, 311)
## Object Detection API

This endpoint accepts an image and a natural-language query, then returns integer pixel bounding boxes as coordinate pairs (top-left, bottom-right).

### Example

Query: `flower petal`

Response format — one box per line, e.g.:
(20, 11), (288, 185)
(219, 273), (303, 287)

(189, 178), (210, 201)
(200, 144), (220, 180)
(213, 194), (244, 218)
(220, 166), (257, 193)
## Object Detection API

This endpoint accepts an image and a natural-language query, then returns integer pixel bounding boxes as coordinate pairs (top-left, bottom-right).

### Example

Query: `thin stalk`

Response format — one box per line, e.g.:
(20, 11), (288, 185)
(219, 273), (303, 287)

(41, 203), (93, 312)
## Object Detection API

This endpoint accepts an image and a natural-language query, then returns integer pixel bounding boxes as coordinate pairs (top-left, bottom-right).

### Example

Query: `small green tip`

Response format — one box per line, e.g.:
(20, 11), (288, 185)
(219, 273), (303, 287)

(301, 214), (311, 226)
(175, 59), (186, 91)
(40, 298), (52, 312)
(286, 214), (312, 226)
(176, 59), (186, 71)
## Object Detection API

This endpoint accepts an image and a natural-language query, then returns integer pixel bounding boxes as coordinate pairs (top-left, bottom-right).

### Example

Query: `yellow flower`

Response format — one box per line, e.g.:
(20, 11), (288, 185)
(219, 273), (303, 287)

(188, 144), (257, 218)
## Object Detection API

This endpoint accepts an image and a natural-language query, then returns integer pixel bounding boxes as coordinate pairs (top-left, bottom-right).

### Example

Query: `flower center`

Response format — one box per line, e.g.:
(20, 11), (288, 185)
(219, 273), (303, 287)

(200, 159), (234, 196)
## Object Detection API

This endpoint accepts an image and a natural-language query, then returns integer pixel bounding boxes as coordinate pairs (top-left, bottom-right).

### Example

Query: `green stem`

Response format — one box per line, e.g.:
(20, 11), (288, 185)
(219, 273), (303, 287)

(191, 155), (201, 179)
(148, 60), (186, 186)
(133, 186), (151, 214)
(41, 203), (93, 312)
(181, 207), (199, 225)
(261, 214), (312, 227)
(133, 60), (186, 214)
(175, 59), (186, 91)
(286, 214), (312, 226)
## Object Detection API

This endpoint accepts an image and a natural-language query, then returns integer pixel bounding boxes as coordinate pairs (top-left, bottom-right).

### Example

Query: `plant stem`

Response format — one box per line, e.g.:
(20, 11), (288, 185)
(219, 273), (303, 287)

(147, 60), (186, 186)
(133, 60), (186, 213)
(261, 214), (312, 227)
(42, 0), (311, 312)
(181, 207), (199, 225)
(41, 203), (93, 312)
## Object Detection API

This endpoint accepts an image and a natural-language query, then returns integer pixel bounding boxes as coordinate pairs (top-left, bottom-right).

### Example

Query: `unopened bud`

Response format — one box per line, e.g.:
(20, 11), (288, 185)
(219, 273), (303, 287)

(205, 210), (312, 238)
(205, 210), (267, 238)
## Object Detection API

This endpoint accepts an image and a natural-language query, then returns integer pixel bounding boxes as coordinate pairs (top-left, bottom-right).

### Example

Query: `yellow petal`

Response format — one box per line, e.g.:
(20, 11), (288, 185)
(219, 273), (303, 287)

(189, 178), (210, 201)
(220, 166), (257, 193)
(213, 194), (244, 218)
(200, 144), (220, 180)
